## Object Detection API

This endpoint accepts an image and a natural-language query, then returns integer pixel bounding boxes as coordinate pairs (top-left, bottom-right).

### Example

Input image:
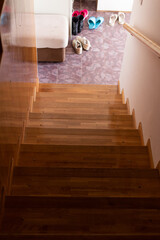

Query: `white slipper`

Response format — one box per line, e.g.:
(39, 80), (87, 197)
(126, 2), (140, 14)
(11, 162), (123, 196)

(109, 14), (118, 27)
(118, 12), (125, 24)
(72, 39), (83, 55)
(76, 36), (91, 51)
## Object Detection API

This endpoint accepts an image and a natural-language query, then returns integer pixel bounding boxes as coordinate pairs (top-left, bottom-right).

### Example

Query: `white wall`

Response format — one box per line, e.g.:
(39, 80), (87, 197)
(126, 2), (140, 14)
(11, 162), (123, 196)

(120, 0), (160, 166)
(97, 0), (134, 12)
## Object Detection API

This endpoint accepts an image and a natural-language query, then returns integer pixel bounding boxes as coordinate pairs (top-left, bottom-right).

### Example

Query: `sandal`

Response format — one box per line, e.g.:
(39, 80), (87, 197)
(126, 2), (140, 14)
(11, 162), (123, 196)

(118, 12), (125, 25)
(109, 14), (118, 27)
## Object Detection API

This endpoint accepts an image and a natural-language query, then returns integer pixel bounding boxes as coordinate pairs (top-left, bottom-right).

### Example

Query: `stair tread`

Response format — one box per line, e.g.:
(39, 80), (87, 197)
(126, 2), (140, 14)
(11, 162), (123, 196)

(24, 128), (141, 146)
(27, 112), (134, 129)
(39, 83), (117, 88)
(12, 168), (160, 197)
(2, 196), (160, 234)
(18, 144), (150, 168)
(33, 102), (127, 109)
(29, 112), (133, 121)
(27, 119), (134, 129)
(25, 128), (139, 135)
(35, 96), (122, 104)
(39, 83), (118, 91)
(20, 144), (150, 152)
(32, 108), (128, 115)
(37, 92), (122, 98)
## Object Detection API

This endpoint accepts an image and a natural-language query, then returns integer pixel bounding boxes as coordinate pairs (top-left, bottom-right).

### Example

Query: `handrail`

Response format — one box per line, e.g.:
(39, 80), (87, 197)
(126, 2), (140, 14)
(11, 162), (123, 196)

(123, 23), (160, 58)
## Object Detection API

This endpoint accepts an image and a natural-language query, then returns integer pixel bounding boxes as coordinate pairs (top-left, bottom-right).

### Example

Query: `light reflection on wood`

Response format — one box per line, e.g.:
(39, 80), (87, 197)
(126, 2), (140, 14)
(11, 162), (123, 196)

(0, 0), (38, 192)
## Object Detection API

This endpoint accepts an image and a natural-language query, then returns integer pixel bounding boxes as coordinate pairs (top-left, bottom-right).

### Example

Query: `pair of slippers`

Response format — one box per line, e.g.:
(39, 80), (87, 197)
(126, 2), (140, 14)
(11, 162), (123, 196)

(109, 12), (125, 26)
(72, 36), (91, 55)
(88, 17), (104, 30)
(72, 9), (88, 19)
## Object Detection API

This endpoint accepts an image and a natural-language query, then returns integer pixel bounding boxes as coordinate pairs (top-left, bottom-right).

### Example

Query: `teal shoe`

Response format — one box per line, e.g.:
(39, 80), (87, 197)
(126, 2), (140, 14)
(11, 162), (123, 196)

(95, 17), (104, 29)
(88, 16), (96, 29)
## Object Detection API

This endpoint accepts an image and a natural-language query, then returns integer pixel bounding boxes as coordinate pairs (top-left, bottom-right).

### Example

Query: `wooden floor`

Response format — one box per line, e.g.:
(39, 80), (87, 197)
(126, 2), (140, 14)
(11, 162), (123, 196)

(1, 83), (160, 239)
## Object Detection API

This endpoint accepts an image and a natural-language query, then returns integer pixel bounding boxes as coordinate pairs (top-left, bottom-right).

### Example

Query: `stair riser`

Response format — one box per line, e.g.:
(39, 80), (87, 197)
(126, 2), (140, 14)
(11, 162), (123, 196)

(1, 235), (160, 240)
(2, 209), (160, 234)
(11, 176), (160, 197)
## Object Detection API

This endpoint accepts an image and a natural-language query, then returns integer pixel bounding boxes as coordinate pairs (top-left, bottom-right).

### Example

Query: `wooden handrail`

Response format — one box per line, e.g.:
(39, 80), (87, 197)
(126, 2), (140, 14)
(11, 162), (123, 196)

(123, 23), (160, 58)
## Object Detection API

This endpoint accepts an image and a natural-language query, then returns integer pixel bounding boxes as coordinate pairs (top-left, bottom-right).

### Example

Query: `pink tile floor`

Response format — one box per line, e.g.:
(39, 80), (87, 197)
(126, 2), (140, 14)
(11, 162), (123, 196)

(38, 0), (130, 85)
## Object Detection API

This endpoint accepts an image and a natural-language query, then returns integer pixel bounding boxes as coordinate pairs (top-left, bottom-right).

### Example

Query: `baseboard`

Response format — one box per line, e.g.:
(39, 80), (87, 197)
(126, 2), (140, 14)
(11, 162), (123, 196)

(96, 10), (132, 13)
(126, 98), (130, 115)
(121, 89), (125, 104)
(138, 122), (144, 146)
(132, 109), (136, 128)
(147, 139), (154, 169)
(119, 83), (155, 168)
(118, 80), (121, 94)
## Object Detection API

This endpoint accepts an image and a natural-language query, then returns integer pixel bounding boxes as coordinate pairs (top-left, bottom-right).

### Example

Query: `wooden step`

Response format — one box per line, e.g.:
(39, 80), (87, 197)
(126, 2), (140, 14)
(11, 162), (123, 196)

(35, 97), (122, 104)
(0, 111), (27, 120)
(18, 144), (150, 168)
(11, 167), (160, 197)
(24, 128), (141, 146)
(29, 112), (133, 121)
(1, 196), (160, 234)
(37, 91), (122, 100)
(39, 83), (118, 93)
(0, 167), (9, 187)
(35, 92), (122, 104)
(32, 107), (128, 115)
(29, 113), (134, 129)
(0, 99), (30, 108)
(0, 144), (17, 166)
(1, 234), (160, 240)
(4, 196), (160, 209)
(0, 82), (36, 90)
(0, 120), (24, 128)
(27, 118), (134, 129)
(0, 108), (28, 114)
(0, 127), (22, 144)
(33, 102), (127, 110)
(0, 91), (35, 99)
(32, 103), (128, 115)
(12, 168), (160, 178)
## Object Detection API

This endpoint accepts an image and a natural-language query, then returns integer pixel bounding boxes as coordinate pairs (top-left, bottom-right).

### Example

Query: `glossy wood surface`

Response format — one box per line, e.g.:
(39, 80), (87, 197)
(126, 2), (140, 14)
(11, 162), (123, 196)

(0, 0), (38, 192)
(0, 2), (160, 238)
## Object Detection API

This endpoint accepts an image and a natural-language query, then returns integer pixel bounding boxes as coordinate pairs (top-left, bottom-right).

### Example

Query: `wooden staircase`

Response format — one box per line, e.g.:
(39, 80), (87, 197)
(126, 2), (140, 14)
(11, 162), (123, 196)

(1, 83), (160, 239)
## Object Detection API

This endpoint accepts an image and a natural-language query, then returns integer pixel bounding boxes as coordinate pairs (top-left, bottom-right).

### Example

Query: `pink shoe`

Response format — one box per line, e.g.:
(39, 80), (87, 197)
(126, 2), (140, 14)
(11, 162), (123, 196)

(72, 11), (80, 17)
(80, 9), (89, 19)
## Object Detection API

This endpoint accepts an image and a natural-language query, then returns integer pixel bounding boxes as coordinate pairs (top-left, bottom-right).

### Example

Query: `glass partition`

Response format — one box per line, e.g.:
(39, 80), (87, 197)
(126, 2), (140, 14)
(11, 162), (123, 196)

(0, 0), (38, 194)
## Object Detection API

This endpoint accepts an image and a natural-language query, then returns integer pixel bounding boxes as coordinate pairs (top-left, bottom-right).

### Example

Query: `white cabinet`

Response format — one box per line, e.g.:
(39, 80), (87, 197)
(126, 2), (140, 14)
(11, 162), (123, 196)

(97, 0), (134, 12)
(34, 0), (73, 35)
